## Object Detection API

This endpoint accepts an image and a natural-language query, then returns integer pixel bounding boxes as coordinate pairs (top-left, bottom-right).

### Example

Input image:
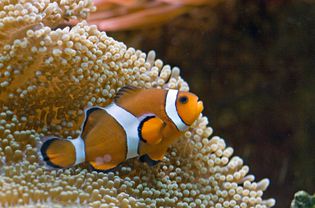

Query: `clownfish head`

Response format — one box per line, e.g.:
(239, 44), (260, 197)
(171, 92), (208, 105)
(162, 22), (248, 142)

(175, 91), (204, 126)
(164, 89), (203, 132)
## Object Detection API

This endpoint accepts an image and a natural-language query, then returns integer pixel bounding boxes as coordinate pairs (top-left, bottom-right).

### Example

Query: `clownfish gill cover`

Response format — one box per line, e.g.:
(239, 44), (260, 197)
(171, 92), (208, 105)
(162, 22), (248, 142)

(0, 0), (277, 207)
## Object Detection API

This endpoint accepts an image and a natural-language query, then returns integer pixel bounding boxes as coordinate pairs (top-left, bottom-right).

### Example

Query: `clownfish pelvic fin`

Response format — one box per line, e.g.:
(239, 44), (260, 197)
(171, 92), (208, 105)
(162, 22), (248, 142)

(139, 148), (167, 166)
(40, 136), (85, 168)
(139, 154), (161, 166)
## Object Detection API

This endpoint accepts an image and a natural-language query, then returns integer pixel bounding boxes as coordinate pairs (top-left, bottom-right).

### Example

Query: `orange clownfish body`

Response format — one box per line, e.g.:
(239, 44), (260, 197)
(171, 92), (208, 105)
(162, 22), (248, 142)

(40, 86), (203, 171)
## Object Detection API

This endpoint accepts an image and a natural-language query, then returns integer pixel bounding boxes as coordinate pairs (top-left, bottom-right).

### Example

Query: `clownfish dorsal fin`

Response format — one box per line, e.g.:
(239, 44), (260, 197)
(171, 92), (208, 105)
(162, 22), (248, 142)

(114, 86), (141, 103)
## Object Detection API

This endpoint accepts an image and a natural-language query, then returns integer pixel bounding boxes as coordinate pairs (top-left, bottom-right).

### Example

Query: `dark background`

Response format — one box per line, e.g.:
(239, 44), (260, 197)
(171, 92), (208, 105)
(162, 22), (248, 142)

(109, 1), (315, 207)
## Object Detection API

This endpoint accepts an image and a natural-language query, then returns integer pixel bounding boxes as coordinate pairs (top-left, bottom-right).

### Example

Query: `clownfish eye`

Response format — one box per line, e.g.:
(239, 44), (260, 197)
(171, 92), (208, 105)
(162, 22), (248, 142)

(179, 96), (188, 104)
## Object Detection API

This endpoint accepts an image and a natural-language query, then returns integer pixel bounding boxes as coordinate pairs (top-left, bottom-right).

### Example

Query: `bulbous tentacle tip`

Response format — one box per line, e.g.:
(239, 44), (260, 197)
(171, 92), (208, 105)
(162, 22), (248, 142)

(197, 100), (204, 114)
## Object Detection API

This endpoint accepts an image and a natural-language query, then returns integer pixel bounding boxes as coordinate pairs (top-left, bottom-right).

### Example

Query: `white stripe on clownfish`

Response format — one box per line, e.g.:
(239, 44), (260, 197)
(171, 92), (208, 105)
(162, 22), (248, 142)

(69, 107), (102, 166)
(69, 136), (85, 165)
(165, 89), (189, 131)
(103, 103), (140, 160)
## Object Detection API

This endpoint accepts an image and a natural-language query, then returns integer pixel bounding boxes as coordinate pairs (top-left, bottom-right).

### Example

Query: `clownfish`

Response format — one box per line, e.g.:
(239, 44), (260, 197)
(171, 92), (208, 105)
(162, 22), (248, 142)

(40, 86), (203, 171)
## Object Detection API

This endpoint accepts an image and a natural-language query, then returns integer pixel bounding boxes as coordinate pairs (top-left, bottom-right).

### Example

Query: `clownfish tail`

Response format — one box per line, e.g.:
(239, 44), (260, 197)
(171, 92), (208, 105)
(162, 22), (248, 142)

(40, 136), (85, 168)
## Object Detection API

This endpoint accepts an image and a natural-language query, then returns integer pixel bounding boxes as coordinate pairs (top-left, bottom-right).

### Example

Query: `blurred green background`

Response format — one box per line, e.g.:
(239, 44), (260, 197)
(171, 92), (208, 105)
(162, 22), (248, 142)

(109, 1), (315, 207)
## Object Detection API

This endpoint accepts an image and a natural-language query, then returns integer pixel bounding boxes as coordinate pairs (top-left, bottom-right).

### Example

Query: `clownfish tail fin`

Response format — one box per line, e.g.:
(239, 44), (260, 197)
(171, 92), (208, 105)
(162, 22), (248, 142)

(40, 136), (86, 168)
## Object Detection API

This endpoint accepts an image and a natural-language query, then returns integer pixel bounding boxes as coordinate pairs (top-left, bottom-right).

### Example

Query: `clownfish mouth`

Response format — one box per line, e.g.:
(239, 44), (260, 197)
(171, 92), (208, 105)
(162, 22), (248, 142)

(197, 100), (204, 115)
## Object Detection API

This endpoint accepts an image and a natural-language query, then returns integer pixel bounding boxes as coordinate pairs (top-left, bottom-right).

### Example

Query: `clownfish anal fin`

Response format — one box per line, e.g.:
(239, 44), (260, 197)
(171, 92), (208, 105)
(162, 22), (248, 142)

(88, 161), (119, 172)
(139, 154), (160, 167)
(139, 116), (164, 145)
(114, 86), (141, 103)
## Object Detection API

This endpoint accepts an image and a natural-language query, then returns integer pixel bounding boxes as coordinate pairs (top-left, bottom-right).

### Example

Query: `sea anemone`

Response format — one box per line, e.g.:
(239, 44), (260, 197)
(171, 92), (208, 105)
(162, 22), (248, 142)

(0, 0), (275, 207)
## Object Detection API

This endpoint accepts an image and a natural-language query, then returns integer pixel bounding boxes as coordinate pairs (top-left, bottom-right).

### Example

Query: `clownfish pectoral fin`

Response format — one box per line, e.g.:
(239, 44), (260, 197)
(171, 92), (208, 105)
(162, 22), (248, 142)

(139, 116), (165, 145)
(88, 161), (119, 172)
(114, 86), (141, 103)
(139, 154), (160, 167)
